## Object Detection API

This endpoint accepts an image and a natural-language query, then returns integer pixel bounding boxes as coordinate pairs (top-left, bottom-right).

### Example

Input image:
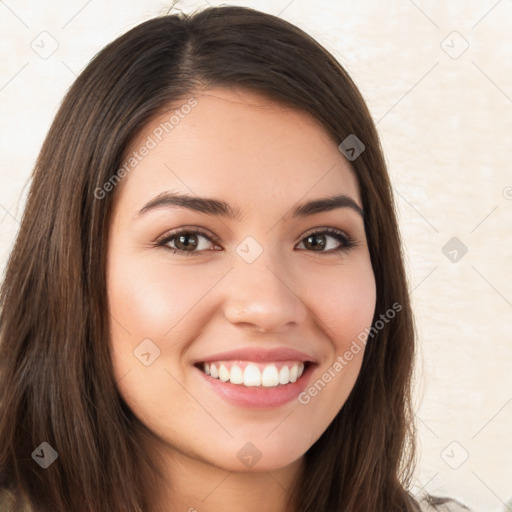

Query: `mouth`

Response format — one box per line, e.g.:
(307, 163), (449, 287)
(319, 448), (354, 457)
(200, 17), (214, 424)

(192, 346), (318, 408)
(194, 360), (313, 388)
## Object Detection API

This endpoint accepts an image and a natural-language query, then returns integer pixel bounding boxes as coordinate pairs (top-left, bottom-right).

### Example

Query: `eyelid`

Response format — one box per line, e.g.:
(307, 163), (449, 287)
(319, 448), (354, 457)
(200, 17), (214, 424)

(154, 226), (221, 247)
(300, 226), (351, 241)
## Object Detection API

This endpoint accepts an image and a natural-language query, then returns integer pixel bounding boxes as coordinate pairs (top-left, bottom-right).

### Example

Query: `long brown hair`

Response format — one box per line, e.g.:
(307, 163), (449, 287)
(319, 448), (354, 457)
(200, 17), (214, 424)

(1, 6), (427, 511)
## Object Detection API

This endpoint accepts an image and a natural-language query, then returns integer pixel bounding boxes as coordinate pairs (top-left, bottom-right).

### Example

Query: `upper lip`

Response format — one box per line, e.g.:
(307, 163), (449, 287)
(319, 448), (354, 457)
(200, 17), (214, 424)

(194, 347), (317, 364)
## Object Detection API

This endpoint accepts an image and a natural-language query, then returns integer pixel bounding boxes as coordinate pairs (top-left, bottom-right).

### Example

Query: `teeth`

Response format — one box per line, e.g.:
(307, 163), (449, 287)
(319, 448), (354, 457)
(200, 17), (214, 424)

(229, 364), (244, 384)
(244, 363), (261, 387)
(218, 364), (230, 382)
(278, 365), (289, 384)
(202, 361), (305, 387)
(261, 365), (279, 387)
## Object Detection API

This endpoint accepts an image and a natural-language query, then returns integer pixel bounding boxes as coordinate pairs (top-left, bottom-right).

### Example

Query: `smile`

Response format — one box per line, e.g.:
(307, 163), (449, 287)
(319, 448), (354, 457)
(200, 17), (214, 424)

(198, 360), (308, 387)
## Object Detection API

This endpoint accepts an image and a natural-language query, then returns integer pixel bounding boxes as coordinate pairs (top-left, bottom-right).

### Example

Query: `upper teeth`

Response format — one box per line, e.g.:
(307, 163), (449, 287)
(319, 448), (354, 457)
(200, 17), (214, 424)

(202, 361), (305, 387)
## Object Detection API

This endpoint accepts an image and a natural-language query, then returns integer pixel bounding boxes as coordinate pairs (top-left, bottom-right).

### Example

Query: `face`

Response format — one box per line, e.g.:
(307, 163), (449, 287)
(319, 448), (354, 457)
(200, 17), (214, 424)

(106, 88), (376, 475)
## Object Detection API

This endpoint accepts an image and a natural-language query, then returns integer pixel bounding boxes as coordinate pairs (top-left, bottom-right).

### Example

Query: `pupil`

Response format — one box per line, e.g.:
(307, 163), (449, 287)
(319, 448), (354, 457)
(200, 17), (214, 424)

(177, 234), (197, 251)
(306, 234), (325, 251)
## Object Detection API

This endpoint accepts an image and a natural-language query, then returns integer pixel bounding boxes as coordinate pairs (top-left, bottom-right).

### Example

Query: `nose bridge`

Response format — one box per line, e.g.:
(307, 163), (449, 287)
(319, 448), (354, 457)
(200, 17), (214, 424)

(222, 239), (306, 332)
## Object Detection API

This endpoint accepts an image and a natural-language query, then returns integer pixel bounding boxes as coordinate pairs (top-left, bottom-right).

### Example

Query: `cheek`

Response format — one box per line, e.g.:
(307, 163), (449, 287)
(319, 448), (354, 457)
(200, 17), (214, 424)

(106, 254), (190, 383)
(106, 256), (210, 425)
(295, 260), (375, 427)
(106, 253), (234, 395)
(307, 260), (376, 351)
(107, 255), (222, 343)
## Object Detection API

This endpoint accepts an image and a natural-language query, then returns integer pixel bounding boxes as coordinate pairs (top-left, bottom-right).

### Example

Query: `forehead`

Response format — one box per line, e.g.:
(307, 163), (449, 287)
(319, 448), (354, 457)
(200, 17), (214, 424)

(115, 88), (361, 214)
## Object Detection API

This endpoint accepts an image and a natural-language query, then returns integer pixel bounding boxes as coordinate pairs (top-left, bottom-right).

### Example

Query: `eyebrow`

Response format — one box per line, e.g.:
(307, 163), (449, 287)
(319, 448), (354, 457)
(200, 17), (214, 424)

(136, 191), (364, 221)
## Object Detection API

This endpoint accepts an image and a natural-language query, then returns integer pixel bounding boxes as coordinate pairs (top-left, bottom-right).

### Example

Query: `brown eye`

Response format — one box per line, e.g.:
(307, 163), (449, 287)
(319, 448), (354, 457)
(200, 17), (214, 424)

(297, 229), (356, 253)
(156, 229), (220, 256)
(173, 233), (200, 251)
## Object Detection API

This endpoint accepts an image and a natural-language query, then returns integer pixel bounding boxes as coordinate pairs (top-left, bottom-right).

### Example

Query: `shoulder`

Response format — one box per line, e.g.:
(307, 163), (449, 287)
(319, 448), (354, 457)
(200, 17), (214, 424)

(418, 495), (475, 512)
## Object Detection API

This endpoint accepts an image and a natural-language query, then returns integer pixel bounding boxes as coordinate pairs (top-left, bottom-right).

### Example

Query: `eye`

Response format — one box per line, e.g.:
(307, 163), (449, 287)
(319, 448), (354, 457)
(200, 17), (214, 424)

(296, 228), (357, 253)
(155, 227), (220, 256)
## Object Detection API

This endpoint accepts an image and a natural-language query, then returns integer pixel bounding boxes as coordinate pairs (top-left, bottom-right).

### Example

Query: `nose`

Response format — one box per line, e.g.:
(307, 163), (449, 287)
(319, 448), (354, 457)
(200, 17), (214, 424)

(222, 251), (308, 334)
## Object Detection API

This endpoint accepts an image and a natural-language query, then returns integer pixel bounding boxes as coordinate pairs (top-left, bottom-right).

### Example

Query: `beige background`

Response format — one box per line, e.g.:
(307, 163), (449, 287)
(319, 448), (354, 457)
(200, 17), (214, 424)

(1, 1), (511, 511)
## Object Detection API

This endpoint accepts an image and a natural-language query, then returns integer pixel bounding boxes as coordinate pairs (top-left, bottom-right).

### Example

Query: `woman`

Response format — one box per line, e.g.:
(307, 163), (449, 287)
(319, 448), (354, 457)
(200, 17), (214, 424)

(0, 6), (474, 512)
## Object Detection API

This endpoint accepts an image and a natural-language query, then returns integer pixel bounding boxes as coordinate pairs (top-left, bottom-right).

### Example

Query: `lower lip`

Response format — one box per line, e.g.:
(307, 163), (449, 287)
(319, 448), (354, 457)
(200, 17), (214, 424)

(195, 363), (315, 409)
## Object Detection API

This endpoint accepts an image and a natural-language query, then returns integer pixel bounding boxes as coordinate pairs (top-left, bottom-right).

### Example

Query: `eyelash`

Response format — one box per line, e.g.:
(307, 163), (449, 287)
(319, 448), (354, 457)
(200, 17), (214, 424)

(154, 226), (357, 256)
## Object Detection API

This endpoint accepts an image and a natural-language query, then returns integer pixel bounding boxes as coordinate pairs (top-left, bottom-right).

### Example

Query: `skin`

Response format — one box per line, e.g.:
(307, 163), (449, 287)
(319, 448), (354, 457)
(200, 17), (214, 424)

(106, 87), (376, 512)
